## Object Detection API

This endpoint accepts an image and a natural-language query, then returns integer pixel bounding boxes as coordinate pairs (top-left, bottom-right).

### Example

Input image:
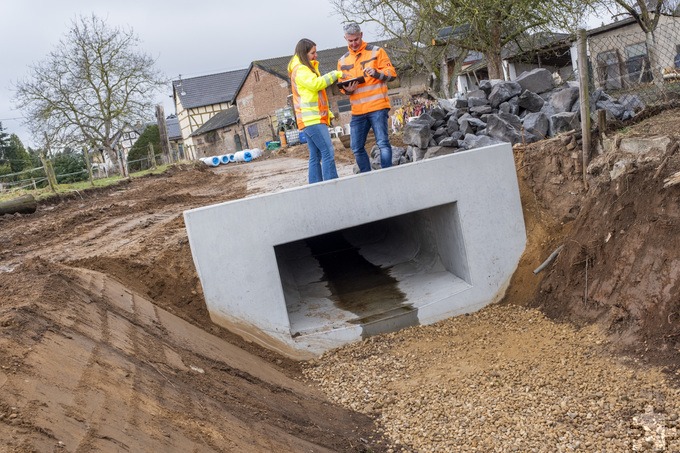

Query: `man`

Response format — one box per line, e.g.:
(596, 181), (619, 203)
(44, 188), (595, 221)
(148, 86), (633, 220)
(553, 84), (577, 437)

(337, 22), (397, 172)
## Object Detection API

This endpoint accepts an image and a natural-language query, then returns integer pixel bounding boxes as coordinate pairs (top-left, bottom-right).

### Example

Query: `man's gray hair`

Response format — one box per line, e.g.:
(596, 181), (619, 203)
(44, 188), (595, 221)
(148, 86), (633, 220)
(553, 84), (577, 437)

(343, 22), (361, 35)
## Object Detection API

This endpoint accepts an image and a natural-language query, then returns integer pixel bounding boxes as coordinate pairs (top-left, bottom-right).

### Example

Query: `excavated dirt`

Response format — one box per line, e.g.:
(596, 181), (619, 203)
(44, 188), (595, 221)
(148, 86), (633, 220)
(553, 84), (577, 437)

(1, 111), (679, 452)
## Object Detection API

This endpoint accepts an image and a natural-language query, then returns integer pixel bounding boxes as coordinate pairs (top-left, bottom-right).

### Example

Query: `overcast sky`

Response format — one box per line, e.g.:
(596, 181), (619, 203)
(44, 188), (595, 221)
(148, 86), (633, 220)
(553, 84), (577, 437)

(0, 1), (379, 148)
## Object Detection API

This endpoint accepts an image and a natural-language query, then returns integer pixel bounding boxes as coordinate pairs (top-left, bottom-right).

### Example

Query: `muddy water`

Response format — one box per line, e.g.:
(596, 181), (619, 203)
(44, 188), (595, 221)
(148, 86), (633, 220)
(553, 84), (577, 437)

(305, 231), (418, 336)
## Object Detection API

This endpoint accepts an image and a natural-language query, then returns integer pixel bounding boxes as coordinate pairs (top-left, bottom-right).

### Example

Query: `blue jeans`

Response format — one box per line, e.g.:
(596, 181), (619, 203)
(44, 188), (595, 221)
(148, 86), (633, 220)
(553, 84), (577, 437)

(303, 123), (338, 184)
(350, 108), (393, 172)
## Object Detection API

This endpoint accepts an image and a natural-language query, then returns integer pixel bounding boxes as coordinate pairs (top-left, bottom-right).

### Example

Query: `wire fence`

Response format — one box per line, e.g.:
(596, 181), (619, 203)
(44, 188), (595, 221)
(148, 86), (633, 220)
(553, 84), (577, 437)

(0, 153), (167, 195)
(508, 18), (680, 107)
(586, 17), (680, 106)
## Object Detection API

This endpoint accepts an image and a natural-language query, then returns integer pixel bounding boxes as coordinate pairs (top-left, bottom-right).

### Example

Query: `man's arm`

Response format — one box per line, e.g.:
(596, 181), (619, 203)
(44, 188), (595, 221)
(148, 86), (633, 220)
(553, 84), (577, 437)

(366, 48), (397, 82)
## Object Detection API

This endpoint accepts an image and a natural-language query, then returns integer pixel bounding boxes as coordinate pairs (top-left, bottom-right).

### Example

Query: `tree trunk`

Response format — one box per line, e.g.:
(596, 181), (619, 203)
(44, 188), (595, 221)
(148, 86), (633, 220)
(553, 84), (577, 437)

(440, 52), (450, 98)
(0, 194), (37, 216)
(645, 31), (664, 89)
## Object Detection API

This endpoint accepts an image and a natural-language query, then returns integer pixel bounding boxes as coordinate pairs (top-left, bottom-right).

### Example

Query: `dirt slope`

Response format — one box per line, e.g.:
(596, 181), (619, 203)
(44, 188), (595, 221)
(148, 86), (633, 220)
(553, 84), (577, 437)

(516, 108), (680, 371)
(0, 149), (385, 453)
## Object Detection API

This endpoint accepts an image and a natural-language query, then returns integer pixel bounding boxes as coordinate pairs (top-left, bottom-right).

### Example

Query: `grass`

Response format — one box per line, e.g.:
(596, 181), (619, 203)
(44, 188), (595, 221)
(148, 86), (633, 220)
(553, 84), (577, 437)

(0, 164), (173, 203)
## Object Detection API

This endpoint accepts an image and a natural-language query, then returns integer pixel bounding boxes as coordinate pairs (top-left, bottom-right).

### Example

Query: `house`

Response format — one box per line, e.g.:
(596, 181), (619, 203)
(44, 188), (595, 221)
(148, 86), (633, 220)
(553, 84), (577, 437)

(189, 106), (242, 157)
(587, 14), (680, 91)
(441, 14), (680, 97)
(453, 33), (574, 95)
(234, 41), (419, 150)
(172, 69), (249, 160)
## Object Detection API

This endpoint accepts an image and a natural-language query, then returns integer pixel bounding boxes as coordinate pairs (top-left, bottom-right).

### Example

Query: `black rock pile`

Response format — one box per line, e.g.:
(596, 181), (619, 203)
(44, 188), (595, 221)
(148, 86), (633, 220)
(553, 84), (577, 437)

(366, 68), (645, 168)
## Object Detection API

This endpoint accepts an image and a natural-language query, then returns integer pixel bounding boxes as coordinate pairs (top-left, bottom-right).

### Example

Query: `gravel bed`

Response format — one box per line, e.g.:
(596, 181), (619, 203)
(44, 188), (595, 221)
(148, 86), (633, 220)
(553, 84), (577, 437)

(303, 304), (680, 452)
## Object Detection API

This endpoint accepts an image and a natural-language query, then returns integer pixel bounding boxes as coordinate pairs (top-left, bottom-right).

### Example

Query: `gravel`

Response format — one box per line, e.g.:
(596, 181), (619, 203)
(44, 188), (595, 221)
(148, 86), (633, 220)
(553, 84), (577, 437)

(303, 304), (680, 452)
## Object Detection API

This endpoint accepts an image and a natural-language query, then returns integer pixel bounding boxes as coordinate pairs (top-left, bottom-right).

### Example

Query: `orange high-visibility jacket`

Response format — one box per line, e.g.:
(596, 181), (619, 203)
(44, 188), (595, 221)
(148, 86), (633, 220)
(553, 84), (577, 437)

(337, 41), (397, 116)
(288, 55), (342, 128)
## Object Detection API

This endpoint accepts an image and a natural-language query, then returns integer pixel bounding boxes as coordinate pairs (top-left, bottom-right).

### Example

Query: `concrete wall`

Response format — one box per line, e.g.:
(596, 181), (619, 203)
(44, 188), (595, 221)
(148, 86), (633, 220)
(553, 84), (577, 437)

(184, 143), (526, 358)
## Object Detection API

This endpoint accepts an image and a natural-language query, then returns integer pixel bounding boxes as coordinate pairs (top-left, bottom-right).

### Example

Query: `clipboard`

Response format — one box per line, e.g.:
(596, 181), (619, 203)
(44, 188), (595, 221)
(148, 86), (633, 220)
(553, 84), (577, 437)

(337, 76), (365, 89)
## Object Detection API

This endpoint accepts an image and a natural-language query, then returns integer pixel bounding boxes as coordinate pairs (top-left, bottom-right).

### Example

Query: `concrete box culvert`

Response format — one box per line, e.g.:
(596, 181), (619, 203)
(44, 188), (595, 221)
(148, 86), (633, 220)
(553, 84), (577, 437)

(183, 143), (526, 359)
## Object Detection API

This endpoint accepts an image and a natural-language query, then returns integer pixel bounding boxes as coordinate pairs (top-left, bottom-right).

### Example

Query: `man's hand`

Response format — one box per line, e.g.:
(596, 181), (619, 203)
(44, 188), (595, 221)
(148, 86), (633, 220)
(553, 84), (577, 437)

(364, 67), (377, 78)
(343, 80), (359, 92)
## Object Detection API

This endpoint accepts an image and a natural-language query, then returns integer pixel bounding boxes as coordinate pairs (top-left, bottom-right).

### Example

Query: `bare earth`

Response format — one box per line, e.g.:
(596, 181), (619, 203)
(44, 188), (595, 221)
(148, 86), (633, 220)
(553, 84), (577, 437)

(1, 111), (680, 452)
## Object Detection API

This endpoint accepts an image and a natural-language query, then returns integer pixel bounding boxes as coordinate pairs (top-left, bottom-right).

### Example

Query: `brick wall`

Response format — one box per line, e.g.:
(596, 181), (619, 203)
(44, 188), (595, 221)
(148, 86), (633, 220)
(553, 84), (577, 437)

(193, 125), (243, 158)
(236, 68), (291, 149)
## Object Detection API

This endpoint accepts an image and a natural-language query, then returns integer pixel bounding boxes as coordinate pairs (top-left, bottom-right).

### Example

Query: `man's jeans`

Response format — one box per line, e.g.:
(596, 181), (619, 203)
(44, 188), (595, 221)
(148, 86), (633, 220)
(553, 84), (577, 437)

(350, 108), (393, 172)
(304, 123), (338, 184)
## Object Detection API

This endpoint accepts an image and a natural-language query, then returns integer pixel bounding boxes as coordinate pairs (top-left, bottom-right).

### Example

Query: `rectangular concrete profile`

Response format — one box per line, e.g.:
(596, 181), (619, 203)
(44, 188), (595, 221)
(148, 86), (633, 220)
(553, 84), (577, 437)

(184, 143), (526, 359)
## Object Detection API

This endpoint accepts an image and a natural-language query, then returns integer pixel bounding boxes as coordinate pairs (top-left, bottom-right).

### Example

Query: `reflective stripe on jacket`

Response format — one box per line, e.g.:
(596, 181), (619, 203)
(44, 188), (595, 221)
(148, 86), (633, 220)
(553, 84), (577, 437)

(288, 55), (341, 128)
(337, 41), (397, 115)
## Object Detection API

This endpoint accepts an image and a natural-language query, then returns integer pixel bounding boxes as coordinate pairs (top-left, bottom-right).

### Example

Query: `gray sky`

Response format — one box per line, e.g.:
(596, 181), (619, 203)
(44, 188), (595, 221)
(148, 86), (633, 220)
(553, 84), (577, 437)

(0, 1), (379, 148)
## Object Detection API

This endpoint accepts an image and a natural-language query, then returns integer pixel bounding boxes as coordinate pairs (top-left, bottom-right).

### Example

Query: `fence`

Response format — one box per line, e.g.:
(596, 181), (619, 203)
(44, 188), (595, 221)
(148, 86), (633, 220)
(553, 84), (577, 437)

(0, 154), (167, 195)
(586, 17), (680, 106)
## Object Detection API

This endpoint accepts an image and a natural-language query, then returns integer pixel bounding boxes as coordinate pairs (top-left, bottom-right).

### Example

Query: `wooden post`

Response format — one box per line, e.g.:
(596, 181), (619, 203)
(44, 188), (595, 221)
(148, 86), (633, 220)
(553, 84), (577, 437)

(83, 147), (95, 187)
(148, 143), (157, 169)
(597, 109), (607, 141)
(577, 29), (591, 191)
(39, 152), (57, 194)
(155, 104), (172, 163)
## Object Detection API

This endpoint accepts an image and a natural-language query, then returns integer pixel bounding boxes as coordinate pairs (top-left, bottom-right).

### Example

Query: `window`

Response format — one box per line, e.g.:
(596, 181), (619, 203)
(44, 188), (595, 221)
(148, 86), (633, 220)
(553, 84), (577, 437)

(337, 99), (351, 113)
(247, 123), (259, 139)
(596, 50), (622, 90)
(625, 42), (647, 59)
(624, 42), (652, 83)
(254, 70), (260, 82)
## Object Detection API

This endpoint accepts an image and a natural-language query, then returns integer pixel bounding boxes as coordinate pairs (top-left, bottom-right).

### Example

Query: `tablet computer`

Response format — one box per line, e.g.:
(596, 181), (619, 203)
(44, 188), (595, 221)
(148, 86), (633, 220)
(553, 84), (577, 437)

(337, 76), (365, 89)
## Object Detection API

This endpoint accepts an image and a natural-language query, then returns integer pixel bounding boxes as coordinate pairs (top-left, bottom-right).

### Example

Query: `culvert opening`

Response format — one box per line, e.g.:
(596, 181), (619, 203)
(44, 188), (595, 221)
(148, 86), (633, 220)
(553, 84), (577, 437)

(274, 202), (471, 338)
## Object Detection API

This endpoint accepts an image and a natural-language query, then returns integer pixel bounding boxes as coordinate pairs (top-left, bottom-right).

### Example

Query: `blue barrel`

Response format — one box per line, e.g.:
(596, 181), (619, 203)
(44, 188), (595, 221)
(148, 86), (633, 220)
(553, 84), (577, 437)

(299, 130), (307, 144)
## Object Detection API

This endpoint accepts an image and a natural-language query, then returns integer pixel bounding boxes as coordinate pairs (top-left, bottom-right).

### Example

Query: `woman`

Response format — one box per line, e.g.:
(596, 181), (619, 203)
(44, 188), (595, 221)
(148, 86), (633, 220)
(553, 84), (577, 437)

(288, 39), (342, 183)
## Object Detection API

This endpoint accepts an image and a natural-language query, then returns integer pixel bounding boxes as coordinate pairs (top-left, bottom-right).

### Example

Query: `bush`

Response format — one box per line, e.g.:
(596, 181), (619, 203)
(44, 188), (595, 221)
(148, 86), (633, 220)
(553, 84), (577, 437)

(53, 151), (87, 184)
(128, 125), (162, 172)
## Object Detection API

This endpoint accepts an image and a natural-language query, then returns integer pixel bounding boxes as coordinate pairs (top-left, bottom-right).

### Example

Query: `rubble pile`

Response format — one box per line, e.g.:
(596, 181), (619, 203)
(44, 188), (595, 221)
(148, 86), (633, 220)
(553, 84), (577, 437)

(370, 68), (645, 168)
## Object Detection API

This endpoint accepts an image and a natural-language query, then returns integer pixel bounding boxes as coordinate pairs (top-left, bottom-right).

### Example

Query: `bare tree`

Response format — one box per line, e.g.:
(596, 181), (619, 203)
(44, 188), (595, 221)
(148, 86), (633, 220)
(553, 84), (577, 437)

(332, 0), (589, 84)
(13, 14), (167, 168)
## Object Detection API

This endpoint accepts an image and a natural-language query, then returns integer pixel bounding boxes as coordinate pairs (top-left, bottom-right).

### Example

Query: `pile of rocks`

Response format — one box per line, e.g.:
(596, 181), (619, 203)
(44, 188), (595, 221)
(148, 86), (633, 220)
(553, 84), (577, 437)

(371, 68), (645, 167)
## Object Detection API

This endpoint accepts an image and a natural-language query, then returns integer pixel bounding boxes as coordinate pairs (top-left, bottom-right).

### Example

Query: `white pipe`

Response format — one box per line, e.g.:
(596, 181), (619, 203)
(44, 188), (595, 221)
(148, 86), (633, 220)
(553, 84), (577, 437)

(200, 156), (220, 167)
(228, 154), (236, 162)
(219, 154), (230, 165)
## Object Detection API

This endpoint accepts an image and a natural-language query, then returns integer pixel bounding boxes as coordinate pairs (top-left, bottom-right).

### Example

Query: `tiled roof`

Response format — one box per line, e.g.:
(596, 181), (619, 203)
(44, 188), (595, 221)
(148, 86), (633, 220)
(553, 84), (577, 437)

(166, 115), (181, 140)
(587, 17), (637, 36)
(190, 106), (240, 137)
(252, 40), (396, 82)
(172, 68), (249, 109)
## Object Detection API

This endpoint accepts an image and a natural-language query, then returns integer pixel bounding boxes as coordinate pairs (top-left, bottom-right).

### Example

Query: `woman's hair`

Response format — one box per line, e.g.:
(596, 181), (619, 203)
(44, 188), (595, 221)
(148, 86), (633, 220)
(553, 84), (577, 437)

(294, 38), (316, 72)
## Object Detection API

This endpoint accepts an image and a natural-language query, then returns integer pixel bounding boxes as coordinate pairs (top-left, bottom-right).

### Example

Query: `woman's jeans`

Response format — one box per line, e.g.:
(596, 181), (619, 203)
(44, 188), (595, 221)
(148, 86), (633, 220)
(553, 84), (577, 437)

(303, 123), (338, 184)
(350, 108), (393, 172)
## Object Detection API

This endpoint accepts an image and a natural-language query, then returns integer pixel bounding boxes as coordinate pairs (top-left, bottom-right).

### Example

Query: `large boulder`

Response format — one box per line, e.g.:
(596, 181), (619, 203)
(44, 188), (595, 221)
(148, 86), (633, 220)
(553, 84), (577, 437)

(489, 82), (523, 108)
(550, 87), (580, 113)
(522, 112), (550, 140)
(550, 111), (580, 135)
(424, 146), (457, 159)
(403, 120), (434, 149)
(486, 113), (537, 144)
(518, 90), (545, 112)
(515, 68), (555, 94)
(461, 133), (503, 150)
